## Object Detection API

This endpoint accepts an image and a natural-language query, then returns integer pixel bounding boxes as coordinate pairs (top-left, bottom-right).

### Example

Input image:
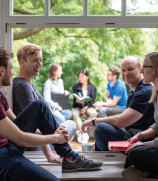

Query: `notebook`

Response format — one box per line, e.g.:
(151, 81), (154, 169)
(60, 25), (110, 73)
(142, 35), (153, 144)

(51, 93), (69, 109)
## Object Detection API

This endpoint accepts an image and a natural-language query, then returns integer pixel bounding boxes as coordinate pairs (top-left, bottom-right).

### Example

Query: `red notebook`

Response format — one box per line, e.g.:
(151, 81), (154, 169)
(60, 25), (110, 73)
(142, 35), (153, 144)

(108, 141), (131, 151)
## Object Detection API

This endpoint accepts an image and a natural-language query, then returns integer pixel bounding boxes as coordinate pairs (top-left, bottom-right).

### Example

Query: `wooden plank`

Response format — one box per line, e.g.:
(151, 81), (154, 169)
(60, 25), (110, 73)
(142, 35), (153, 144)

(24, 151), (126, 181)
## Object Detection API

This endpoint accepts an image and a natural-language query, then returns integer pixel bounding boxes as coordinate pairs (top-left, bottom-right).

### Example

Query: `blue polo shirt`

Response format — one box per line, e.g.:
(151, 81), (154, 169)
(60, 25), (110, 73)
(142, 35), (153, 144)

(125, 79), (155, 131)
(107, 79), (127, 109)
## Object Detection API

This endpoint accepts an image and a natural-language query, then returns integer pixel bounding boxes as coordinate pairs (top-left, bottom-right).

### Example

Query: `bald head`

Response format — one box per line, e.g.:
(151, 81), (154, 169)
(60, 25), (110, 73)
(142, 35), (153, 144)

(121, 56), (141, 68)
(121, 56), (142, 90)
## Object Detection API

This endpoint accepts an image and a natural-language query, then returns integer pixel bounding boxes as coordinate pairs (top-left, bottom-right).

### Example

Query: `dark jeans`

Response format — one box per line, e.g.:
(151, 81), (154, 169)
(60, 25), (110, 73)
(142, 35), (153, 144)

(127, 145), (158, 174)
(94, 123), (125, 151)
(0, 100), (73, 181)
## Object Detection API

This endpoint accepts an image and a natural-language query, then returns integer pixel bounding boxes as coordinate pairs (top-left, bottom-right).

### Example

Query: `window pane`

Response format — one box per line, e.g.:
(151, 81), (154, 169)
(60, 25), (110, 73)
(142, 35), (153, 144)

(127, 0), (158, 15)
(50, 0), (83, 15)
(89, 0), (121, 15)
(13, 0), (45, 15)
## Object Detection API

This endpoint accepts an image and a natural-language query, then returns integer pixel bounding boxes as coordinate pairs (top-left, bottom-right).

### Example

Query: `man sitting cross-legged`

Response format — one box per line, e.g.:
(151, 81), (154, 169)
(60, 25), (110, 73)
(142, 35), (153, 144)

(94, 66), (127, 117)
(0, 47), (103, 181)
(13, 43), (76, 162)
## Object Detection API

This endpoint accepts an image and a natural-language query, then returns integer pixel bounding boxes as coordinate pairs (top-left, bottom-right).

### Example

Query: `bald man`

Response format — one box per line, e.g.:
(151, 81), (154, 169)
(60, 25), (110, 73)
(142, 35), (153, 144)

(82, 56), (155, 151)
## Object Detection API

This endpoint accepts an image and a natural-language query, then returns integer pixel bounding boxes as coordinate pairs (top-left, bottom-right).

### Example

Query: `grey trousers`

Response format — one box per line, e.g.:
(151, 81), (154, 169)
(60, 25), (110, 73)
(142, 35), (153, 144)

(97, 105), (125, 118)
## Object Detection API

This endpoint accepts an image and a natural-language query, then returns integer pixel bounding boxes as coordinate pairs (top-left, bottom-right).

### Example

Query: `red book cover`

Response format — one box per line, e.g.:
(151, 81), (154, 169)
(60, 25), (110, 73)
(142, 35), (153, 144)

(108, 141), (130, 151)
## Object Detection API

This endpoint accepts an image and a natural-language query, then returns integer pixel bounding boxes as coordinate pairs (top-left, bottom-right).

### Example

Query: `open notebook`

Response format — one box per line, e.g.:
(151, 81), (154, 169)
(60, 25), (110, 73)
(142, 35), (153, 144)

(51, 93), (69, 109)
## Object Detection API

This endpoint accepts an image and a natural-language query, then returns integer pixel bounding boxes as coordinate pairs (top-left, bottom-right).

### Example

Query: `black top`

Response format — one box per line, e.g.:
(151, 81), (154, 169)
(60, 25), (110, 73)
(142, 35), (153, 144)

(72, 82), (97, 109)
(126, 79), (155, 131)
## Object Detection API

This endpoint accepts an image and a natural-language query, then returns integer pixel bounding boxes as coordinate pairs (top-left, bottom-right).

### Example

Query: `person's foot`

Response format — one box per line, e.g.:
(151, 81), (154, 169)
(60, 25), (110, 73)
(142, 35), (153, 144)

(122, 167), (150, 181)
(47, 154), (63, 163)
(62, 154), (103, 172)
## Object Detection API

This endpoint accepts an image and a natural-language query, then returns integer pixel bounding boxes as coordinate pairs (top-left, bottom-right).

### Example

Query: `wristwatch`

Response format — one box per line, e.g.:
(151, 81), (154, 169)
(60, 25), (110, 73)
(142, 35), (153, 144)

(92, 118), (97, 126)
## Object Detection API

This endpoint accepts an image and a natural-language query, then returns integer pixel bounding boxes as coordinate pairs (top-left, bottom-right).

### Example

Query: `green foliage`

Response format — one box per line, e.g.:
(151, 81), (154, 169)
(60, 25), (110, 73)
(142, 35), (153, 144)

(13, 0), (158, 108)
(14, 0), (45, 15)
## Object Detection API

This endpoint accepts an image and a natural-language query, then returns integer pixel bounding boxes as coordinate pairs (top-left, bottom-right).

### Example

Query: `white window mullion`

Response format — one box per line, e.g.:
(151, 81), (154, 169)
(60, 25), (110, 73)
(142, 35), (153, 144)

(45, 0), (50, 16)
(83, 0), (88, 16)
(121, 0), (126, 16)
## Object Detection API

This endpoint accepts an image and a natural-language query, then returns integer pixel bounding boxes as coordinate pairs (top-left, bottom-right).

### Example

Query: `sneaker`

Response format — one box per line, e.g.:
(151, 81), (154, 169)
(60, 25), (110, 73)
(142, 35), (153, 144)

(62, 154), (103, 172)
(81, 132), (89, 144)
(122, 167), (150, 181)
(76, 130), (82, 143)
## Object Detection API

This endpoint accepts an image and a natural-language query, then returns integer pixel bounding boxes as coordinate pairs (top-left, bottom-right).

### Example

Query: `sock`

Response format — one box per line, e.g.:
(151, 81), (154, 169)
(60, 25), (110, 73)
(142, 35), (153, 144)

(64, 151), (78, 161)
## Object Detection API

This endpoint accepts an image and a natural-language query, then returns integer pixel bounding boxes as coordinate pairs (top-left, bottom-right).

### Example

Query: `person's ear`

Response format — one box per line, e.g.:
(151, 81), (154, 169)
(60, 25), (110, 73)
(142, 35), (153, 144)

(0, 66), (5, 76)
(19, 59), (25, 65)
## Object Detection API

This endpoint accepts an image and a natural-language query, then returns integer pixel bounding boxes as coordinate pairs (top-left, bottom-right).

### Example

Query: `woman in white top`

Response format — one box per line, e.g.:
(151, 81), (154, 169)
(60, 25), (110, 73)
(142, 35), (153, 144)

(43, 63), (72, 125)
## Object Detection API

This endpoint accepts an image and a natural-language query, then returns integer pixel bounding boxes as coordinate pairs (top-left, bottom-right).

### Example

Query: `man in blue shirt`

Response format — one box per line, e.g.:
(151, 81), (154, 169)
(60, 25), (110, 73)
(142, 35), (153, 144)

(82, 56), (155, 151)
(95, 66), (127, 117)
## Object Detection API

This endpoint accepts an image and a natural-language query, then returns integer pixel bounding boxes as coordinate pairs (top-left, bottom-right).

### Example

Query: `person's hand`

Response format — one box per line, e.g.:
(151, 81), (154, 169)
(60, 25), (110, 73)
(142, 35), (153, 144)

(128, 133), (142, 145)
(64, 90), (69, 96)
(47, 153), (63, 163)
(125, 141), (143, 154)
(76, 98), (84, 104)
(54, 126), (69, 143)
(55, 125), (69, 135)
(56, 106), (63, 112)
(93, 101), (103, 107)
(80, 107), (88, 115)
(81, 119), (93, 133)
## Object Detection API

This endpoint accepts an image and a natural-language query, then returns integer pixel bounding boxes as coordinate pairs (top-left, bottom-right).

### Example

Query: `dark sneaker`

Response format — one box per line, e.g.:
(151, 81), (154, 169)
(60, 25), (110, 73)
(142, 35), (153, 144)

(62, 154), (103, 172)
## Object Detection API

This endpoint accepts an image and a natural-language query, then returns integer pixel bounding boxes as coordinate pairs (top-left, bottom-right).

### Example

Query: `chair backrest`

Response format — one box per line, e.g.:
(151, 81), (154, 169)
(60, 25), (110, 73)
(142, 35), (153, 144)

(51, 93), (69, 109)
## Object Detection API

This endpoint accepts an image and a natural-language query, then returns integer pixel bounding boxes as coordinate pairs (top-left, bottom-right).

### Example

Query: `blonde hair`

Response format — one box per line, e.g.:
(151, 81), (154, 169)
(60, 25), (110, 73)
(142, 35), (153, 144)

(49, 63), (61, 79)
(145, 52), (158, 103)
(17, 43), (42, 61)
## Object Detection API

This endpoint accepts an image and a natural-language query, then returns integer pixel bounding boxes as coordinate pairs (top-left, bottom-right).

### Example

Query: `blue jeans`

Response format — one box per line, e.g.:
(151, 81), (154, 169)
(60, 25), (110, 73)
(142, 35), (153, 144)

(53, 109), (75, 140)
(53, 109), (72, 124)
(0, 143), (59, 181)
(94, 123), (126, 151)
(0, 100), (73, 180)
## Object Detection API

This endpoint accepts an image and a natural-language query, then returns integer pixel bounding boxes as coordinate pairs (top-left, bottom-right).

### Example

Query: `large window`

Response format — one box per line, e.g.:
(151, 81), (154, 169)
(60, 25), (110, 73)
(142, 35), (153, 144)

(12, 0), (158, 16)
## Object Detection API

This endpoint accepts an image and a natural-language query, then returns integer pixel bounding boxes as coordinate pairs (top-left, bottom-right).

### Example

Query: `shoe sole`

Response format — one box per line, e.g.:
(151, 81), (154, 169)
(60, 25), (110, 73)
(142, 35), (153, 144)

(62, 165), (103, 172)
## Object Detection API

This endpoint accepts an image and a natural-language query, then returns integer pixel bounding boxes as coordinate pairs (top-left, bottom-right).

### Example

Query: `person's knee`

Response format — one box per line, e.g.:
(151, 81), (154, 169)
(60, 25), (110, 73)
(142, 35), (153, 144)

(61, 120), (76, 132)
(28, 99), (47, 111)
(128, 147), (142, 164)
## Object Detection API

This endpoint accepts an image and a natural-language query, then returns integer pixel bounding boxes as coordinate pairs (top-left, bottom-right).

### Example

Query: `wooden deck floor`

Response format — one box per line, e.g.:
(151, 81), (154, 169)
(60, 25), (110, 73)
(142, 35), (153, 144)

(24, 151), (158, 181)
(24, 151), (125, 181)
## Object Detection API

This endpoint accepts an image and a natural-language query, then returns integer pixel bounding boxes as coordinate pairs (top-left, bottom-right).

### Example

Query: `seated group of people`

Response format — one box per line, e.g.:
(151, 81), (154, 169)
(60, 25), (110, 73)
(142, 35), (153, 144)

(1, 43), (158, 180)
(13, 43), (128, 145)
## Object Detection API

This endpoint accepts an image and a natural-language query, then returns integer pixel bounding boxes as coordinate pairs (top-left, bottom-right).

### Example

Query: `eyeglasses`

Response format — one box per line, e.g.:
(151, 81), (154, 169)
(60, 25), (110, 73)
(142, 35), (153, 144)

(143, 65), (153, 68)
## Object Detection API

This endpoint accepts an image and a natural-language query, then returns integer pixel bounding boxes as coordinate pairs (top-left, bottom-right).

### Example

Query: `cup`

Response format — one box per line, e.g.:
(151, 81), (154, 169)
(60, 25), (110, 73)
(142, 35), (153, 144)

(82, 143), (93, 151)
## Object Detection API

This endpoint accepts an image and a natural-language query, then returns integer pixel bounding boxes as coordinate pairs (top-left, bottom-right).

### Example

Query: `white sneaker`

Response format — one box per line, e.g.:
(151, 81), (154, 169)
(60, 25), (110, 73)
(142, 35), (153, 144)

(81, 132), (89, 144)
(76, 130), (82, 143)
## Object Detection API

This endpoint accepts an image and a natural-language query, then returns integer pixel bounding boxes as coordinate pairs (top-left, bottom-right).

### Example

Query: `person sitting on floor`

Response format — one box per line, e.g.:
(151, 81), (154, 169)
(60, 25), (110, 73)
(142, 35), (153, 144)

(43, 63), (72, 125)
(94, 66), (127, 117)
(72, 69), (98, 143)
(0, 47), (103, 181)
(13, 43), (75, 162)
(82, 56), (155, 151)
(123, 52), (158, 179)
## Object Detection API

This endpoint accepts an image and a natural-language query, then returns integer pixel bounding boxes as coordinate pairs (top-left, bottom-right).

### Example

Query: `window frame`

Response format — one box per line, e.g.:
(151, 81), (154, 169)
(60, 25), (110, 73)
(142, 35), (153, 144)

(1, 0), (158, 106)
